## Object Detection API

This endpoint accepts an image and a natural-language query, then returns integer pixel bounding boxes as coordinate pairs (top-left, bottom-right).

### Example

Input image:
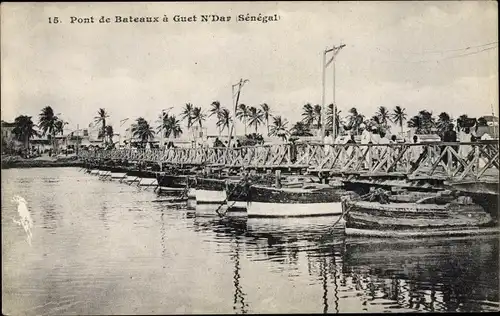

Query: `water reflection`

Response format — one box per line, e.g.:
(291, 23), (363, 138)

(99, 203), (109, 231)
(231, 238), (247, 314)
(342, 236), (499, 312)
(197, 214), (498, 313)
(2, 168), (498, 314)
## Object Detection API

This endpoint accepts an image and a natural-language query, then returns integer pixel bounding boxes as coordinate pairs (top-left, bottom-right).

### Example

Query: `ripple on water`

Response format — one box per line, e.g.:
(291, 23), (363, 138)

(1, 168), (499, 314)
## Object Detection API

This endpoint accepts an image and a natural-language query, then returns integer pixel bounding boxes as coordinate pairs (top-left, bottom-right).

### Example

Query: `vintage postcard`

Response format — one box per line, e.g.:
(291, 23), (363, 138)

(1, 1), (499, 314)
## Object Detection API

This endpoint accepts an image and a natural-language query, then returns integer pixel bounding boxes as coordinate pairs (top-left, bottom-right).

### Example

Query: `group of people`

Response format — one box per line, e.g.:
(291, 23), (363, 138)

(321, 122), (489, 170)
(212, 137), (242, 148)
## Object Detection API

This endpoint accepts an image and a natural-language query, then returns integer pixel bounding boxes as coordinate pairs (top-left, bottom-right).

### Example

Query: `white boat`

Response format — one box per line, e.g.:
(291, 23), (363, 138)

(110, 172), (127, 179)
(124, 175), (140, 183)
(187, 188), (196, 199)
(138, 178), (158, 186)
(90, 169), (99, 175)
(158, 186), (185, 192)
(247, 184), (352, 218)
(195, 189), (226, 204)
(195, 178), (227, 204)
(98, 170), (111, 177)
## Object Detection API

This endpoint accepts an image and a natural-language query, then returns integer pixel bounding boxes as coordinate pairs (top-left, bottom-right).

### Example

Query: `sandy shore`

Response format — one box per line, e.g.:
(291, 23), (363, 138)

(1, 155), (83, 169)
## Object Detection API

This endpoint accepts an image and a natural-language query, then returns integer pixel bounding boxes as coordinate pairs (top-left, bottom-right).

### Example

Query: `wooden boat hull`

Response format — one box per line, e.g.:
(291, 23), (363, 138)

(226, 180), (250, 210)
(227, 200), (247, 210)
(344, 200), (494, 234)
(247, 185), (353, 218)
(124, 175), (140, 182)
(155, 174), (188, 193)
(126, 170), (156, 179)
(195, 189), (226, 204)
(138, 178), (158, 186)
(110, 172), (127, 179)
(345, 226), (499, 237)
(98, 170), (111, 177)
(195, 178), (229, 204)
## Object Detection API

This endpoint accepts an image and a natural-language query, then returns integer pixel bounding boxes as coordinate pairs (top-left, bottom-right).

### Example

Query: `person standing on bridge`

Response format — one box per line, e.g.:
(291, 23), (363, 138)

(378, 131), (390, 163)
(459, 127), (473, 160)
(442, 123), (458, 166)
(409, 135), (424, 171)
(360, 124), (372, 169)
(324, 130), (334, 155)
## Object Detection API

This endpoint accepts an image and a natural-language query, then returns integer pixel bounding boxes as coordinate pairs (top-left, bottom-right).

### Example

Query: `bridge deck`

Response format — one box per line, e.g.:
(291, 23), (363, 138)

(80, 141), (499, 184)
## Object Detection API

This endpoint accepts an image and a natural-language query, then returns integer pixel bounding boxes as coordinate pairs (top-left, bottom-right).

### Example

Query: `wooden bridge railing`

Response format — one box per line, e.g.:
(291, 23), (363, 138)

(79, 141), (499, 181)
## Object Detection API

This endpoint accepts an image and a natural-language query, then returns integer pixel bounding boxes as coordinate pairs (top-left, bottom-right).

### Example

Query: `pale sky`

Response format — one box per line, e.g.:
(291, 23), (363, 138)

(1, 1), (498, 136)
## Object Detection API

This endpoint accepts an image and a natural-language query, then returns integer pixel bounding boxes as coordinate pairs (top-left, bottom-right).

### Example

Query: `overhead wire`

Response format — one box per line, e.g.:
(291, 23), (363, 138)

(374, 41), (498, 55)
(371, 43), (498, 64)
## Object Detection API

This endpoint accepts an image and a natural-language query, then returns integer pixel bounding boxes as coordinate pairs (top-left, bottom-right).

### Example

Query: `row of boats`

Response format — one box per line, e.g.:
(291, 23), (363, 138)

(83, 164), (498, 238)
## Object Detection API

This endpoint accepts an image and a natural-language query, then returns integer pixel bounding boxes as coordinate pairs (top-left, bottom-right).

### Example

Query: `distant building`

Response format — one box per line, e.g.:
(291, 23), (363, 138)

(1, 120), (16, 143)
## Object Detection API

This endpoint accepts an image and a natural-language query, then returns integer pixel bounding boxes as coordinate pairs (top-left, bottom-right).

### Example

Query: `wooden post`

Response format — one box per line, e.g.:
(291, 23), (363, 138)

(275, 169), (282, 189)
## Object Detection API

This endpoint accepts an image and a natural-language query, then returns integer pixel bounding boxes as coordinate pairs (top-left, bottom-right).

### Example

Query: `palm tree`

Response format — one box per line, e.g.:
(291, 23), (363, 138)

(131, 117), (155, 147)
(12, 115), (40, 149)
(180, 103), (194, 130)
(216, 108), (231, 132)
(418, 110), (435, 134)
(105, 125), (114, 144)
(54, 119), (66, 136)
(313, 104), (322, 129)
(290, 121), (313, 137)
(269, 115), (290, 141)
(301, 103), (315, 127)
(191, 107), (206, 128)
(347, 107), (365, 135)
(236, 103), (250, 135)
(376, 106), (390, 128)
(326, 104), (343, 136)
(407, 115), (422, 133)
(260, 103), (271, 136)
(94, 108), (109, 141)
(209, 101), (224, 136)
(216, 108), (232, 141)
(159, 114), (183, 139)
(38, 106), (59, 151)
(456, 114), (469, 131)
(392, 106), (407, 135)
(247, 106), (263, 133)
(437, 112), (452, 136)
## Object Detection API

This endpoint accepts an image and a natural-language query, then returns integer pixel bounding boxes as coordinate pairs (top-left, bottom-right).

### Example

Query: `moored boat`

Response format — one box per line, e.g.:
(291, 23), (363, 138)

(344, 195), (496, 237)
(226, 180), (250, 211)
(247, 183), (354, 218)
(110, 172), (128, 179)
(121, 169), (156, 184)
(155, 173), (188, 193)
(195, 178), (227, 204)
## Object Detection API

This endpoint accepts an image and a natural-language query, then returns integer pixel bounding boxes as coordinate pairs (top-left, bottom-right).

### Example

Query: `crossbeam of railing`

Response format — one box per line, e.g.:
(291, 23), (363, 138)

(78, 141), (499, 181)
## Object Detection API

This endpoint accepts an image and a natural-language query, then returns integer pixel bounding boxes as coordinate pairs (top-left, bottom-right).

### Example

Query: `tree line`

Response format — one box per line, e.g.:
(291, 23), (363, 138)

(8, 103), (490, 152)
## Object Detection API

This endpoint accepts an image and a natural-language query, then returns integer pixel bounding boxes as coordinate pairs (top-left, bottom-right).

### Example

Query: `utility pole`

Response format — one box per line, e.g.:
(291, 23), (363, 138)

(321, 48), (327, 139)
(76, 124), (79, 156)
(228, 78), (249, 148)
(119, 118), (129, 149)
(331, 44), (346, 140)
(321, 44), (346, 141)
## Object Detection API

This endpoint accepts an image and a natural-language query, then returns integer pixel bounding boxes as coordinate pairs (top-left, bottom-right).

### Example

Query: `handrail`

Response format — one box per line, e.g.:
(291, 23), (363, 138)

(78, 141), (499, 181)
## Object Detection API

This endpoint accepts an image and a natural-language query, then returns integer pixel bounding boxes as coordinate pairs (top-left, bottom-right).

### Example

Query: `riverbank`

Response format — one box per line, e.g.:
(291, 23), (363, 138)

(1, 155), (83, 169)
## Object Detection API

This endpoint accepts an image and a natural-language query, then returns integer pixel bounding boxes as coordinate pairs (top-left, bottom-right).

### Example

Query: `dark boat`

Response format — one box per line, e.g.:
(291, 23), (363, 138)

(225, 180), (250, 211)
(247, 181), (355, 218)
(155, 173), (189, 193)
(344, 195), (496, 237)
(195, 177), (228, 204)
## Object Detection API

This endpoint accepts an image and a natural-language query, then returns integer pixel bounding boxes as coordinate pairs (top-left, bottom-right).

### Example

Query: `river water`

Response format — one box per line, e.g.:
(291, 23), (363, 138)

(2, 167), (499, 314)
